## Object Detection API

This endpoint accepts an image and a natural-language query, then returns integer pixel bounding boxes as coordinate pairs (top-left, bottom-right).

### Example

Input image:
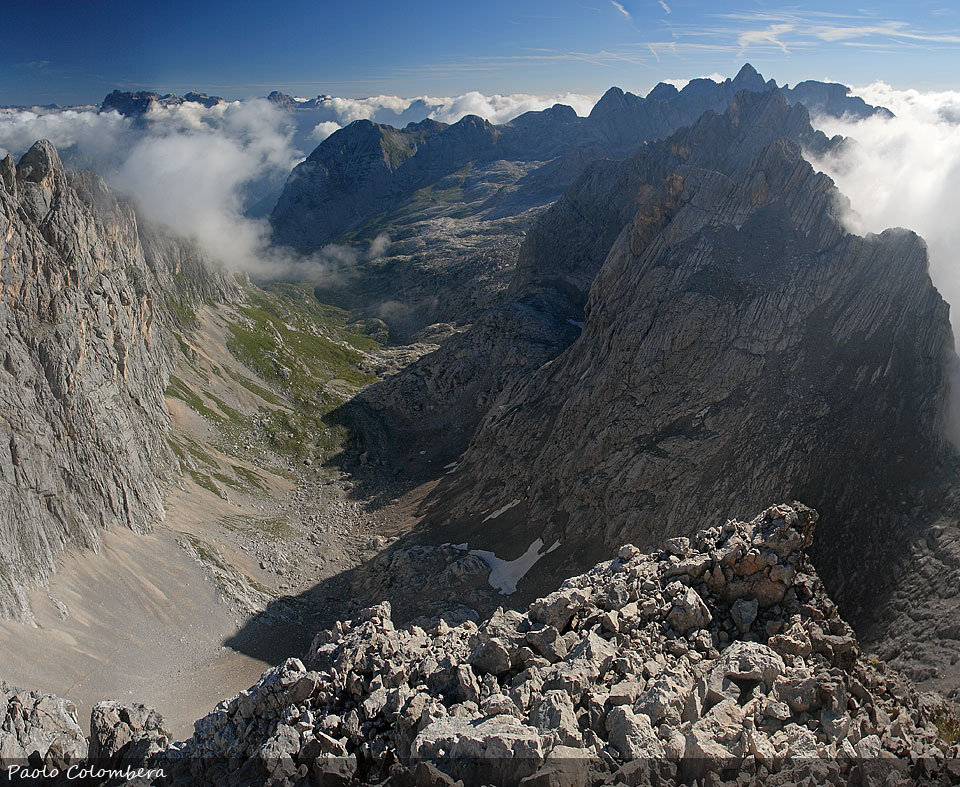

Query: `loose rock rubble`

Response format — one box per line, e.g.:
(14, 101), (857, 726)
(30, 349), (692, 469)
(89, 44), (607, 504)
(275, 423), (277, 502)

(0, 681), (88, 769)
(159, 503), (960, 786)
(89, 701), (173, 768)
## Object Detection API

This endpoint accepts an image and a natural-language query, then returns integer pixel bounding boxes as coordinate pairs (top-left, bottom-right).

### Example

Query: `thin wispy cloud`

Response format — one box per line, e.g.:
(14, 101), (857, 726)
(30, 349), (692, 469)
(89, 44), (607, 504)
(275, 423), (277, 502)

(737, 23), (794, 54)
(658, 0), (671, 14)
(720, 10), (960, 54)
(610, 1), (632, 22)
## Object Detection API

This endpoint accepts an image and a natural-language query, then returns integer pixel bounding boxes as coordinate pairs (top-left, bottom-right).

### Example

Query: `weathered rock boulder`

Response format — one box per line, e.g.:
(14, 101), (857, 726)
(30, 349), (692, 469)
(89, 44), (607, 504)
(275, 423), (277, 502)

(89, 701), (172, 766)
(0, 682), (88, 770)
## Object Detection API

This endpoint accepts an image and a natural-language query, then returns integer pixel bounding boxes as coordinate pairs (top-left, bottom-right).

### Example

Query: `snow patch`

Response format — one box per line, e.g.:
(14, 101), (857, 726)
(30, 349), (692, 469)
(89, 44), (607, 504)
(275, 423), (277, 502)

(567, 319), (584, 329)
(469, 538), (561, 595)
(482, 499), (521, 522)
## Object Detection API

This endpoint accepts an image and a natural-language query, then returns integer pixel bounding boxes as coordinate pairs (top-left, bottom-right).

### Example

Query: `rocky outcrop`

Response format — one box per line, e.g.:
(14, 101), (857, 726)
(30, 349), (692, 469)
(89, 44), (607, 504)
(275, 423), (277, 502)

(156, 504), (959, 785)
(0, 140), (235, 620)
(89, 701), (172, 767)
(0, 681), (88, 770)
(407, 89), (953, 630)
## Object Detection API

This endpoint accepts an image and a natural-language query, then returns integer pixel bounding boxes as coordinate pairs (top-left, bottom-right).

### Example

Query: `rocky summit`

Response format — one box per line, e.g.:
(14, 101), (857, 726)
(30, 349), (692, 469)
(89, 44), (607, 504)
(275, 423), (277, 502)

(4, 504), (958, 785)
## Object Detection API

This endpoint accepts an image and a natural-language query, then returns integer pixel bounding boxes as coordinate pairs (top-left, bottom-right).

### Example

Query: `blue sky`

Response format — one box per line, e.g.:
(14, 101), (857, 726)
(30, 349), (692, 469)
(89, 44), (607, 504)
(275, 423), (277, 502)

(3, 1), (960, 105)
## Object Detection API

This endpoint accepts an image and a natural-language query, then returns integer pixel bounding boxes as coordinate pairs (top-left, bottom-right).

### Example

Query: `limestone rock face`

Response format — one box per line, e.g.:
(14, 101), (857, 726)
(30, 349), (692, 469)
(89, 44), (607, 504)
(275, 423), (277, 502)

(146, 504), (957, 786)
(416, 89), (953, 621)
(89, 701), (172, 765)
(0, 140), (234, 620)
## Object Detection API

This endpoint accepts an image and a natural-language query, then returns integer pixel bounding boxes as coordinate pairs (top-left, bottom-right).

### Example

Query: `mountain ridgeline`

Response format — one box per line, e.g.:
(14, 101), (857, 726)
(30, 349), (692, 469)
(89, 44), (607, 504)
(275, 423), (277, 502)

(270, 64), (883, 250)
(269, 64), (888, 339)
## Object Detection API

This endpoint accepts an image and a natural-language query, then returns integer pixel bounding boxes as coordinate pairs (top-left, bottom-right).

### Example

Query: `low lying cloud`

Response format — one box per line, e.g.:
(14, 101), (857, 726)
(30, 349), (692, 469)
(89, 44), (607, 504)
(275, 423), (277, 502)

(0, 90), (600, 279)
(310, 120), (342, 142)
(303, 90), (600, 140)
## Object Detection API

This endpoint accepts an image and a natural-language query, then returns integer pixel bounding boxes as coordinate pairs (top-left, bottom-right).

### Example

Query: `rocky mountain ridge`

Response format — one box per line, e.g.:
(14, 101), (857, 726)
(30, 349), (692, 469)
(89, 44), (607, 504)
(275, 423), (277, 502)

(334, 88), (958, 703)
(0, 139), (235, 621)
(269, 65), (887, 338)
(99, 90), (225, 117)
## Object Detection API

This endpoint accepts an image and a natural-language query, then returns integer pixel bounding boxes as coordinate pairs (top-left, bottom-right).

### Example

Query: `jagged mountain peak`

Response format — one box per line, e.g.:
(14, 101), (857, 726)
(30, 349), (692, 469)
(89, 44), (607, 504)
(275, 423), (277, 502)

(730, 61), (770, 91)
(588, 85), (636, 117)
(16, 138), (64, 185)
(99, 88), (225, 117)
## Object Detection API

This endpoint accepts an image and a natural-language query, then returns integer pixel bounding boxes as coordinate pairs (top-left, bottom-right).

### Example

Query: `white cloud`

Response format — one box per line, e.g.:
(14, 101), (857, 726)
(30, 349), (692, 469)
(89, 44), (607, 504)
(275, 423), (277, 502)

(611, 1), (632, 21)
(658, 0), (671, 14)
(426, 91), (598, 124)
(661, 72), (725, 90)
(311, 121), (341, 141)
(277, 91), (602, 131)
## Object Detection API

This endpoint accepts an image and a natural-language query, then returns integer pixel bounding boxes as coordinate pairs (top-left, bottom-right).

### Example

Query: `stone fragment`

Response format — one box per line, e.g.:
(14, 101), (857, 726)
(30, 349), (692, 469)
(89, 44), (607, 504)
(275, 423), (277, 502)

(605, 706), (665, 761)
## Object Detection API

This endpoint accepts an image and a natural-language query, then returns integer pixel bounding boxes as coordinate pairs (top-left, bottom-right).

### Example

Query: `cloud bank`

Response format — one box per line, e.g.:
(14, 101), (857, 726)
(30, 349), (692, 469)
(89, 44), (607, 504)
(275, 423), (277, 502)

(301, 90), (600, 140)
(0, 90), (601, 276)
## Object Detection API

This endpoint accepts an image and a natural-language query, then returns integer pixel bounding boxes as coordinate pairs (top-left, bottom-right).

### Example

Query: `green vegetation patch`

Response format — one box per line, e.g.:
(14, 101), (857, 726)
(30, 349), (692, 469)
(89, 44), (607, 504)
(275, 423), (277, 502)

(226, 283), (379, 402)
(934, 705), (960, 745)
(188, 469), (223, 497)
(222, 282), (382, 460)
(219, 513), (294, 541)
(164, 293), (199, 331)
(166, 375), (221, 422)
